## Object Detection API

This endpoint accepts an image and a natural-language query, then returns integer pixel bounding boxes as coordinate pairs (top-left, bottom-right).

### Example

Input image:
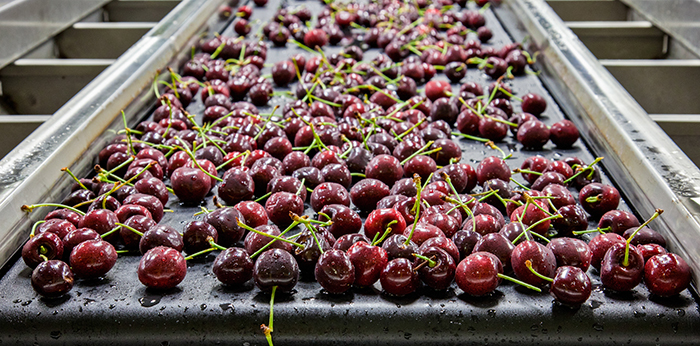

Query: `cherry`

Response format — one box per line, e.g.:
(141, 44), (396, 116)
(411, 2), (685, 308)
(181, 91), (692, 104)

(69, 239), (117, 278)
(549, 120), (580, 148)
(304, 28), (329, 48)
(254, 248), (300, 293)
(637, 243), (667, 263)
(420, 212), (460, 238)
(644, 253), (691, 297)
(364, 208), (407, 241)
(62, 228), (101, 259)
(349, 178), (390, 212)
(282, 152), (311, 175)
(139, 225), (184, 254)
(472, 233), (515, 271)
(478, 116), (509, 142)
(138, 246), (187, 290)
(204, 207), (246, 247)
(463, 214), (501, 236)
(579, 183), (620, 217)
(476, 156), (511, 185)
(549, 266), (592, 306)
(521, 93), (546, 116)
(171, 167), (212, 204)
(424, 80), (451, 101)
(123, 193), (164, 223)
(293, 229), (333, 272)
(35, 219), (76, 241)
(22, 232), (64, 268)
(115, 204), (152, 223)
(292, 167), (325, 189)
(551, 204), (588, 236)
(183, 221), (218, 254)
(365, 154), (404, 187)
(218, 167), (255, 205)
(262, 191), (301, 229)
(315, 249), (355, 294)
(420, 236), (460, 263)
(78, 209), (118, 241)
(546, 237), (592, 271)
(119, 215), (154, 249)
(45, 208), (83, 228)
(244, 225), (292, 255)
(589, 232), (626, 270)
(381, 234), (418, 260)
(520, 156), (550, 184)
(517, 120), (550, 149)
(598, 210), (640, 235)
(318, 204), (362, 238)
(234, 201), (269, 228)
(31, 260), (74, 298)
(600, 242), (644, 292)
(455, 252), (503, 296)
(213, 247), (254, 286)
(347, 241), (388, 286)
(430, 98), (459, 124)
(511, 240), (557, 287)
(622, 226), (666, 247)
(334, 233), (370, 252)
(310, 182), (351, 212)
(416, 246), (456, 290)
(380, 257), (420, 296)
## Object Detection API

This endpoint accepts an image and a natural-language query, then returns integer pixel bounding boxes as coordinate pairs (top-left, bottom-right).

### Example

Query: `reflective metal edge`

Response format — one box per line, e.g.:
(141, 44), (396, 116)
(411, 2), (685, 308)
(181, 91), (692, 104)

(0, 0), (226, 269)
(494, 0), (700, 285)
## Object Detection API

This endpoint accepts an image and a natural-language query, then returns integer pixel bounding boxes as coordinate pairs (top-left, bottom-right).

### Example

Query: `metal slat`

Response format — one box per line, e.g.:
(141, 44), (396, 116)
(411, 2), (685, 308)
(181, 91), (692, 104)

(105, 0), (182, 22)
(546, 0), (630, 21)
(56, 22), (156, 59)
(567, 21), (667, 59)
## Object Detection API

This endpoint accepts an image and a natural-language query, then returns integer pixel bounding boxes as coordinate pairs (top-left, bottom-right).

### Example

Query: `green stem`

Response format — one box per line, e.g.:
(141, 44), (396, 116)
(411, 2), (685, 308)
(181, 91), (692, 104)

(21, 203), (86, 216)
(497, 273), (542, 292)
(115, 222), (144, 237)
(524, 260), (553, 283)
(623, 209), (663, 267)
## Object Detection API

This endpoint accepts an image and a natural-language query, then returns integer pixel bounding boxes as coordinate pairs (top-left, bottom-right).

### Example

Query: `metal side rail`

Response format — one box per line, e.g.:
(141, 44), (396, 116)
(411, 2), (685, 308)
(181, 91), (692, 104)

(0, 0), (227, 269)
(494, 0), (700, 285)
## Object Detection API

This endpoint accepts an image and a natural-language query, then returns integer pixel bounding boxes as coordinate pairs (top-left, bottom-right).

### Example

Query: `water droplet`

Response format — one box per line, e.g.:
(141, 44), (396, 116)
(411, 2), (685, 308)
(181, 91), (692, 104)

(404, 332), (412, 340)
(677, 309), (686, 317)
(109, 304), (116, 309)
(592, 323), (604, 331)
(21, 300), (32, 306)
(139, 296), (161, 308)
(487, 309), (496, 318)
(200, 304), (207, 311)
(589, 300), (603, 309)
(220, 303), (233, 311)
(633, 311), (646, 318)
(50, 331), (62, 339)
(672, 322), (679, 333)
(12, 299), (21, 304)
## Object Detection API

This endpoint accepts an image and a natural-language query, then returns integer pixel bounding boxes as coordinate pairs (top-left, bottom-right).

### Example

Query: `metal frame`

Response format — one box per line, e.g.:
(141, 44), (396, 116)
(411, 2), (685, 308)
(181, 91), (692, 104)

(0, 0), (226, 269)
(494, 0), (700, 285)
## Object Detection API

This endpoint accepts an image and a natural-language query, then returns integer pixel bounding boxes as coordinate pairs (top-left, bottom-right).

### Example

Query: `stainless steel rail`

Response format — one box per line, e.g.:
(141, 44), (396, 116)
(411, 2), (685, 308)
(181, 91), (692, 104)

(0, 0), (227, 269)
(494, 0), (700, 284)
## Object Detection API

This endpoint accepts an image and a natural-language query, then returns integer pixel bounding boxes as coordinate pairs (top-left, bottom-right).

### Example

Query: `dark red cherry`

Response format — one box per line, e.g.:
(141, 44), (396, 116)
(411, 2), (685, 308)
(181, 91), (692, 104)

(521, 93), (547, 116)
(380, 257), (420, 296)
(254, 248), (300, 292)
(381, 234), (417, 260)
(213, 247), (253, 286)
(170, 167), (211, 204)
(424, 80), (452, 101)
(310, 182), (351, 212)
(78, 209), (118, 240)
(266, 192), (304, 227)
(463, 214), (501, 236)
(472, 233), (514, 271)
(115, 204), (152, 223)
(600, 242), (644, 292)
(431, 139), (462, 166)
(452, 229), (482, 260)
(403, 224), (445, 246)
(244, 225), (291, 255)
(623, 226), (666, 247)
(511, 240), (557, 287)
(420, 212), (460, 238)
(546, 237), (592, 271)
(517, 120), (550, 149)
(319, 204), (362, 238)
(334, 233), (370, 252)
(349, 178), (390, 212)
(347, 241), (388, 286)
(139, 225), (184, 254)
(416, 246), (456, 291)
(478, 116), (508, 142)
(69, 239), (117, 278)
(218, 167), (255, 205)
(598, 210), (640, 235)
(120, 215), (154, 250)
(138, 246), (187, 289)
(204, 207), (246, 246)
(364, 208), (406, 241)
(455, 252), (503, 296)
(234, 201), (269, 228)
(62, 228), (101, 259)
(541, 184), (575, 209)
(22, 232), (64, 268)
(123, 193), (164, 223)
(476, 156), (511, 185)
(183, 221), (218, 254)
(36, 219), (76, 240)
(549, 120), (580, 148)
(579, 183), (620, 217)
(45, 208), (83, 228)
(589, 232), (626, 270)
(315, 249), (355, 294)
(304, 28), (328, 48)
(420, 236), (460, 263)
(637, 243), (667, 263)
(31, 260), (74, 298)
(551, 204), (588, 237)
(550, 266), (592, 306)
(644, 253), (691, 297)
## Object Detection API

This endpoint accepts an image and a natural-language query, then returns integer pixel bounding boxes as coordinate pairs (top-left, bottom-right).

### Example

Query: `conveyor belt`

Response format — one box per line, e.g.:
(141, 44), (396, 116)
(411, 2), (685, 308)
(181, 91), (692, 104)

(0, 0), (699, 344)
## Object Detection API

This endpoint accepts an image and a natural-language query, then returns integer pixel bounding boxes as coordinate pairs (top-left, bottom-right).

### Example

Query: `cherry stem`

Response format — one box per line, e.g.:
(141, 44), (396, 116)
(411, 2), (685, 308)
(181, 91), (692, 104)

(296, 178), (306, 196)
(21, 203), (86, 216)
(400, 141), (436, 165)
(563, 157), (603, 184)
(100, 226), (120, 239)
(237, 219), (304, 248)
(485, 141), (512, 160)
(513, 168), (543, 176)
(30, 220), (46, 237)
(174, 138), (223, 182)
(115, 222), (144, 237)
(262, 286), (277, 346)
(497, 273), (542, 292)
(250, 220), (301, 259)
(525, 259), (553, 283)
(413, 253), (436, 268)
(510, 177), (531, 191)
(216, 150), (250, 171)
(39, 254), (49, 262)
(623, 209), (663, 267)
(511, 228), (532, 244)
(60, 167), (88, 190)
(255, 192), (273, 203)
(394, 118), (427, 141)
(351, 172), (366, 178)
(572, 226), (609, 236)
(404, 174), (426, 245)
(451, 132), (490, 143)
(184, 247), (218, 261)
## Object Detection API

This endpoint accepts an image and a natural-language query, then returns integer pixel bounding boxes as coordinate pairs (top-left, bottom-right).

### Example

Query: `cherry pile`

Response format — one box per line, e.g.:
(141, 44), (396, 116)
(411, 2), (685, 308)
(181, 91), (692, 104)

(18, 0), (692, 343)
